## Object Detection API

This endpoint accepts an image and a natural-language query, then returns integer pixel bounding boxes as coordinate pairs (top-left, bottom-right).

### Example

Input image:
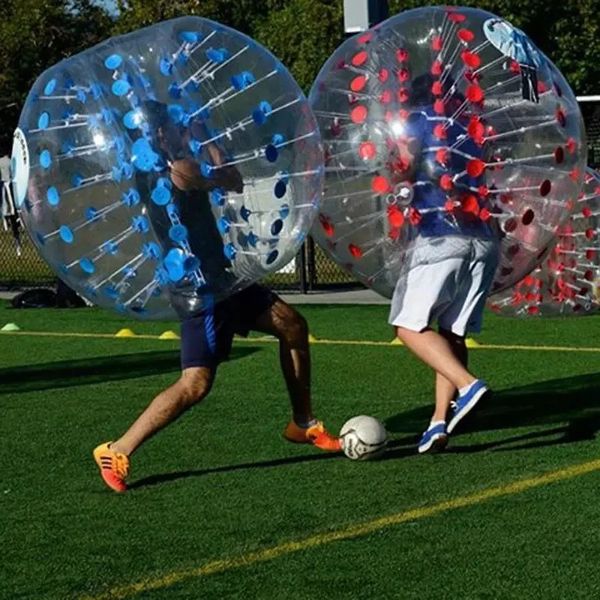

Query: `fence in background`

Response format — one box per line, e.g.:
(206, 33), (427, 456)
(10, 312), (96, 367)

(3, 99), (600, 292)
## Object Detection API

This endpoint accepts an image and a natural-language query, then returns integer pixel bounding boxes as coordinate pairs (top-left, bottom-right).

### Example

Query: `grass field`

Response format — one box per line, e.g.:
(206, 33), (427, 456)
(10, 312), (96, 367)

(2, 299), (600, 599)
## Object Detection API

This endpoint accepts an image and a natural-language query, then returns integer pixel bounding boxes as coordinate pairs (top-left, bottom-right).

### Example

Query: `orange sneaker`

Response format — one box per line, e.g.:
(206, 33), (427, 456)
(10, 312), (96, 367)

(93, 442), (130, 493)
(283, 420), (342, 452)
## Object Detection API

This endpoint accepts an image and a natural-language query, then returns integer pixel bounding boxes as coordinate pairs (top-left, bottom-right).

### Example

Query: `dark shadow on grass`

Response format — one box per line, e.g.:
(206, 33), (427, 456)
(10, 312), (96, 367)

(129, 438), (416, 490)
(0, 347), (259, 394)
(385, 371), (600, 453)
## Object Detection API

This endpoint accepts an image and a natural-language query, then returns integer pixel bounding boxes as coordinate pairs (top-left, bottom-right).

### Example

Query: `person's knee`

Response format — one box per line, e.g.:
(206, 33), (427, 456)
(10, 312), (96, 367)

(395, 325), (429, 341)
(273, 304), (309, 344)
(178, 367), (214, 407)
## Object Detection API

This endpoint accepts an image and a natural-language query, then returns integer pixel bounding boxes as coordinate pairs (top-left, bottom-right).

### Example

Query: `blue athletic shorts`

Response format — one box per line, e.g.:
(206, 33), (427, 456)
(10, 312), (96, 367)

(180, 284), (278, 370)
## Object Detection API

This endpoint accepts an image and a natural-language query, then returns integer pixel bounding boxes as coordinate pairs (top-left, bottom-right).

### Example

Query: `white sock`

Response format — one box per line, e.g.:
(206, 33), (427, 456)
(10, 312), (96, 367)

(295, 417), (318, 429)
(429, 419), (446, 429)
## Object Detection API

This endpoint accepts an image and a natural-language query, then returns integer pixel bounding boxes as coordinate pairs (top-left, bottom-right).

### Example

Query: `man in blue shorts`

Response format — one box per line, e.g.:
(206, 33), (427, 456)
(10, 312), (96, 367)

(390, 76), (499, 454)
(94, 103), (340, 493)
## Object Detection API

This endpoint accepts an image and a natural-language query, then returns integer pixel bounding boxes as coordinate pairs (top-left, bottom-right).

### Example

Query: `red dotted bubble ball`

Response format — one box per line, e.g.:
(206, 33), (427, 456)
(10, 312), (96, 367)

(488, 168), (600, 317)
(309, 6), (587, 298)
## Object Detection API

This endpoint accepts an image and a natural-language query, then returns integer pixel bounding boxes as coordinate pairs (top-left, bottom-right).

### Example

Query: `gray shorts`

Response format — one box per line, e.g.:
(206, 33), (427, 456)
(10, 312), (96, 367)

(389, 236), (499, 336)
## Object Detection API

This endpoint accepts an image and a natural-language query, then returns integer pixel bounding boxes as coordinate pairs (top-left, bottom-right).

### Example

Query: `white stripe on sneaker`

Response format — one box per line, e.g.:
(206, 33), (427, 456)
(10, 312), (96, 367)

(447, 384), (488, 434)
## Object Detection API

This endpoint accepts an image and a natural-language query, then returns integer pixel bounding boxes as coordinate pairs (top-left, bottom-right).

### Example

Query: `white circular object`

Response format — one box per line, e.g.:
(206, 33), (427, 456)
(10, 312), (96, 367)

(339, 415), (388, 461)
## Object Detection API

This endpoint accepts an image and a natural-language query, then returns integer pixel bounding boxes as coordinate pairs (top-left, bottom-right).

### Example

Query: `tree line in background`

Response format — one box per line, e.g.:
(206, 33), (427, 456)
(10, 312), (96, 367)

(1, 0), (599, 150)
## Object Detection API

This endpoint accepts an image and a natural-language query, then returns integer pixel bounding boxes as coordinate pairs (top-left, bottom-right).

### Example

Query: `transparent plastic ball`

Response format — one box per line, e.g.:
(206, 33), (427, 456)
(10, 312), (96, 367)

(12, 17), (322, 319)
(488, 168), (600, 316)
(309, 6), (586, 298)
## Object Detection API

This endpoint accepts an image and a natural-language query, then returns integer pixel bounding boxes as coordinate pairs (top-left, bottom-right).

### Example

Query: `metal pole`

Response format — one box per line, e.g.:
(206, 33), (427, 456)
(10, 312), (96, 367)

(298, 243), (307, 293)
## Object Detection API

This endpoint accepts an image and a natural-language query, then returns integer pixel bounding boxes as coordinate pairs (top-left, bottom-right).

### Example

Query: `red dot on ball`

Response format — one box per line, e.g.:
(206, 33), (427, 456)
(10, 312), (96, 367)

(466, 84), (484, 103)
(350, 75), (367, 92)
(372, 175), (391, 194)
(359, 142), (377, 160)
(319, 214), (334, 237)
(466, 159), (485, 177)
(554, 147), (564, 164)
(348, 243), (363, 258)
(350, 105), (368, 124)
(521, 209), (535, 225)
(396, 48), (409, 62)
(539, 180), (552, 196)
(387, 207), (405, 228)
(380, 90), (392, 104)
(458, 29), (475, 43)
(351, 51), (368, 67)
(461, 50), (481, 68)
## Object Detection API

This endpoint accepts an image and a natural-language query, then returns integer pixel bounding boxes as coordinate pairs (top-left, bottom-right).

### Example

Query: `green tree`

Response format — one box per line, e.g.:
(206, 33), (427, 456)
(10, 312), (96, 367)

(113, 0), (274, 36)
(253, 0), (344, 92)
(0, 0), (113, 150)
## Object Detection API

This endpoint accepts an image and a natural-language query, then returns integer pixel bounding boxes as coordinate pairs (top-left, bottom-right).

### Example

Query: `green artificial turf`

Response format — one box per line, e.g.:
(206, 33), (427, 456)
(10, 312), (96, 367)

(1, 300), (600, 599)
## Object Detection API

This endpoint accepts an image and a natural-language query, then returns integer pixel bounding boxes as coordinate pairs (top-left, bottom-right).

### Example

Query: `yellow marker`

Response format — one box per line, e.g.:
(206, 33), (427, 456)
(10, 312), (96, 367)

(390, 337), (404, 345)
(0, 322), (20, 332)
(465, 338), (481, 348)
(308, 333), (318, 343)
(114, 328), (136, 338)
(159, 330), (180, 340)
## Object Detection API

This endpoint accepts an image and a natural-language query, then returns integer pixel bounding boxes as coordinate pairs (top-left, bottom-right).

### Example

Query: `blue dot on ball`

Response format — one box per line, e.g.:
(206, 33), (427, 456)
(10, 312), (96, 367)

(132, 215), (149, 233)
(39, 150), (52, 169)
(43, 79), (57, 95)
(38, 112), (50, 130)
(151, 185), (171, 206)
(265, 144), (278, 163)
(112, 79), (131, 97)
(210, 188), (225, 207)
(159, 58), (173, 76)
(80, 258), (96, 274)
(217, 217), (231, 235)
(123, 110), (142, 129)
(46, 187), (60, 206)
(169, 224), (188, 242)
(59, 225), (74, 244)
(274, 180), (287, 199)
(266, 250), (279, 265)
(180, 31), (202, 44)
(143, 242), (162, 260)
(271, 219), (284, 235)
(224, 243), (237, 260)
(104, 54), (123, 70)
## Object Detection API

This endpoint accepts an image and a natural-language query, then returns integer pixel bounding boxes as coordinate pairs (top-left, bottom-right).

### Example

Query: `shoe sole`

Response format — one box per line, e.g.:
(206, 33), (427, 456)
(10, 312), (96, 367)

(99, 469), (128, 493)
(418, 433), (448, 454)
(283, 433), (342, 452)
(447, 388), (489, 435)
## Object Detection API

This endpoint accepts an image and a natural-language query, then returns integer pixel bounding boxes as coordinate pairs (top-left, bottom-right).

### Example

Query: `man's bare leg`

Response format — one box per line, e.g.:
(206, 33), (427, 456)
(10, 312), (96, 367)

(110, 366), (215, 457)
(253, 299), (340, 450)
(395, 326), (475, 391)
(253, 299), (313, 425)
(432, 328), (468, 422)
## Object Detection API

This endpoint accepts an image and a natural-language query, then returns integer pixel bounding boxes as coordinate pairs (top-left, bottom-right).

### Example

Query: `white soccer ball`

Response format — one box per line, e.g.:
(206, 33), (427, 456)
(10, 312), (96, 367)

(339, 415), (388, 461)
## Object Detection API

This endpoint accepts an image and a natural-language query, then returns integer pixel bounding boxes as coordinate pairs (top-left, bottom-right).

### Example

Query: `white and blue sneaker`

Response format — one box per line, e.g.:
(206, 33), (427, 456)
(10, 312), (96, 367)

(447, 379), (489, 434)
(418, 421), (448, 454)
